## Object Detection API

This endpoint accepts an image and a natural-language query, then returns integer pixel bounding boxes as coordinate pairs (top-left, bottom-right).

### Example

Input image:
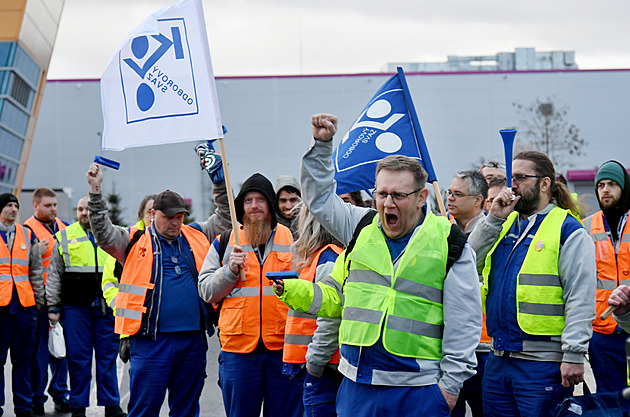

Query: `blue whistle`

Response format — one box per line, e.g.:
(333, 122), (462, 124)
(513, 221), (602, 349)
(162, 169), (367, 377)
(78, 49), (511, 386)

(94, 155), (120, 170)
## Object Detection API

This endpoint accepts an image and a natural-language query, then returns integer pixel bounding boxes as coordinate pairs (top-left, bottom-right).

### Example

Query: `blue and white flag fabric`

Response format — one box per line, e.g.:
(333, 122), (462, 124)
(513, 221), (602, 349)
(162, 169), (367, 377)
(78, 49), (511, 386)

(333, 68), (437, 195)
(101, 0), (222, 151)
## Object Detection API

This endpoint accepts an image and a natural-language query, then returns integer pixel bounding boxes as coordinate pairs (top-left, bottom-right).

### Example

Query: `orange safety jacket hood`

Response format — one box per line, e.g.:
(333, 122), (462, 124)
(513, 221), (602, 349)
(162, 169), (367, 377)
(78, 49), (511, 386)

(24, 217), (66, 284)
(0, 225), (34, 307)
(590, 210), (630, 334)
(283, 244), (343, 364)
(114, 225), (210, 336)
(218, 224), (293, 353)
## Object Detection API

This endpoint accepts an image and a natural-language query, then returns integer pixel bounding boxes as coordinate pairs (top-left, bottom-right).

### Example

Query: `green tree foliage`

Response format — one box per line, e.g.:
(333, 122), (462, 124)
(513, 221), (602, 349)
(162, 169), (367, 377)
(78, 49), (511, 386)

(107, 184), (126, 227)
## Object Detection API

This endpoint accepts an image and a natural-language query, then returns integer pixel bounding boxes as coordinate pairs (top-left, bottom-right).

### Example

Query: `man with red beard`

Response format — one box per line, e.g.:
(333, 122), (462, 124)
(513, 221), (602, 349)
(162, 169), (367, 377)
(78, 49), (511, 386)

(198, 173), (301, 417)
(469, 150), (596, 417)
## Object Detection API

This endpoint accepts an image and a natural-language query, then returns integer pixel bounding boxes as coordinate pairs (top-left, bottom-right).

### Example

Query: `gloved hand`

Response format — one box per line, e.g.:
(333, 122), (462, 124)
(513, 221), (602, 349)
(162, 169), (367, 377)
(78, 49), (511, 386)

(194, 140), (224, 184)
(119, 338), (131, 363)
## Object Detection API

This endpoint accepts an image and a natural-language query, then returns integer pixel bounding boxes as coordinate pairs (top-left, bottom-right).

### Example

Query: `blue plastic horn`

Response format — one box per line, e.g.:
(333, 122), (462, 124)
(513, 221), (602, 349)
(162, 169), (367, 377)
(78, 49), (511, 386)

(94, 155), (120, 170)
(499, 129), (517, 188)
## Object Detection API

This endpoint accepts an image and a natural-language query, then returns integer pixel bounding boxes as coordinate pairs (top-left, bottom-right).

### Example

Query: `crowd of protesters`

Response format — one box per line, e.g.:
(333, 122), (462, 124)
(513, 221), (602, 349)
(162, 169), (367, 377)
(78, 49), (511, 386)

(1, 115), (629, 417)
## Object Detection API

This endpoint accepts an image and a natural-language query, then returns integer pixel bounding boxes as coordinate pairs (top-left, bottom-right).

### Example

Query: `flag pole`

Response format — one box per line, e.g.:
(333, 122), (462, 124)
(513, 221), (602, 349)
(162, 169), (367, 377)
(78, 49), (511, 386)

(396, 68), (447, 217)
(218, 137), (246, 281)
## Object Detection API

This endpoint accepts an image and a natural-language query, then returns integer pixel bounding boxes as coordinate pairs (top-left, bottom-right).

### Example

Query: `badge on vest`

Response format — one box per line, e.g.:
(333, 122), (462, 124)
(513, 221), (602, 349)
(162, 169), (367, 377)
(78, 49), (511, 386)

(535, 240), (544, 251)
(20, 244), (26, 250)
(71, 239), (78, 244)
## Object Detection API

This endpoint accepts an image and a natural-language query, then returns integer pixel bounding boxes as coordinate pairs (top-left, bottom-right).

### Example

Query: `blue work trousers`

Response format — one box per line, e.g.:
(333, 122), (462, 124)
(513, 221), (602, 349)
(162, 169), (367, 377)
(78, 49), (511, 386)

(0, 306), (37, 415)
(303, 369), (342, 417)
(483, 353), (572, 417)
(128, 331), (207, 417)
(451, 351), (488, 417)
(31, 306), (69, 406)
(61, 305), (120, 408)
(218, 349), (303, 417)
(588, 330), (630, 414)
(335, 378), (450, 417)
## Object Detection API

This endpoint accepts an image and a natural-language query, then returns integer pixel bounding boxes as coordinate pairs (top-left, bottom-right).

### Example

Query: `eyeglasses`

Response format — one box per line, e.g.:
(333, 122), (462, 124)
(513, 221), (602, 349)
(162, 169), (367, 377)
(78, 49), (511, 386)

(374, 188), (422, 202)
(445, 190), (475, 198)
(481, 161), (505, 169)
(511, 174), (544, 184)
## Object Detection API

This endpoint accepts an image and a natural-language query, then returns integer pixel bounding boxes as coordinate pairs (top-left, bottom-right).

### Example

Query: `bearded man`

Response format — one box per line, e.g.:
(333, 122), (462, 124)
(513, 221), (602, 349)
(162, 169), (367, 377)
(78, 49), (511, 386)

(198, 173), (302, 417)
(469, 150), (596, 417)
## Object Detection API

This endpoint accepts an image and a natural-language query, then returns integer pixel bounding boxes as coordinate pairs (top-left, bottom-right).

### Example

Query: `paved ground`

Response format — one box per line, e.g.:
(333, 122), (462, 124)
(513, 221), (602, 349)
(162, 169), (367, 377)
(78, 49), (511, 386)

(4, 336), (225, 417)
(4, 336), (599, 417)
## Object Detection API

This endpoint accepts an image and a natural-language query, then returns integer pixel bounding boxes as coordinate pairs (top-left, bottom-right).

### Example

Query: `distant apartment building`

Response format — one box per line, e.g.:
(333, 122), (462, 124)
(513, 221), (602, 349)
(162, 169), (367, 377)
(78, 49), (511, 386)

(387, 47), (578, 73)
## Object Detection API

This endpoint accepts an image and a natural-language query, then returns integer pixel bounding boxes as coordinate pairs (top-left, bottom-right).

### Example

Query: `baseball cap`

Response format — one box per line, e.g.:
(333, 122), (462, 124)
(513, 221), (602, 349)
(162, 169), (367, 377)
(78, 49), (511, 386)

(152, 190), (189, 217)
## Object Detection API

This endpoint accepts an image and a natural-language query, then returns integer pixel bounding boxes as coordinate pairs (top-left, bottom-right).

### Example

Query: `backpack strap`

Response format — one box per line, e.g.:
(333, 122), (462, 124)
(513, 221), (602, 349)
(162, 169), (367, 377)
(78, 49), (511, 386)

(218, 229), (232, 263)
(445, 224), (467, 275)
(345, 210), (377, 261)
(114, 228), (146, 280)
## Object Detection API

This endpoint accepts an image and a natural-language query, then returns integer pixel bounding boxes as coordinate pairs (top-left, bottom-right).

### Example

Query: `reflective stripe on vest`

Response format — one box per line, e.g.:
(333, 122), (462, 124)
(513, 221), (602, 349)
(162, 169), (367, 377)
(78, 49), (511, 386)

(283, 244), (343, 364)
(0, 225), (35, 307)
(56, 223), (110, 271)
(218, 224), (294, 353)
(339, 212), (451, 360)
(482, 207), (570, 336)
(114, 225), (210, 336)
(24, 217), (66, 284)
(590, 211), (630, 334)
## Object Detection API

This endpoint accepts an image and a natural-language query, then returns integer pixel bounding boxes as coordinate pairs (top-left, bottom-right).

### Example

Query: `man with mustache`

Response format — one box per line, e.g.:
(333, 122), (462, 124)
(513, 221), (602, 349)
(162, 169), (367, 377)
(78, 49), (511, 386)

(469, 150), (596, 417)
(198, 173), (302, 417)
(582, 161), (630, 405)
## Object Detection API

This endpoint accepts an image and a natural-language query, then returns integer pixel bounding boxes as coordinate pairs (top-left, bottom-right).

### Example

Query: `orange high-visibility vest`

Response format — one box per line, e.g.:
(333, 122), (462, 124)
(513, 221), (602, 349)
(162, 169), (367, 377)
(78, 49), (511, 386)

(24, 217), (66, 284)
(114, 225), (210, 336)
(283, 244), (343, 364)
(590, 211), (630, 334)
(0, 225), (35, 307)
(218, 224), (293, 353)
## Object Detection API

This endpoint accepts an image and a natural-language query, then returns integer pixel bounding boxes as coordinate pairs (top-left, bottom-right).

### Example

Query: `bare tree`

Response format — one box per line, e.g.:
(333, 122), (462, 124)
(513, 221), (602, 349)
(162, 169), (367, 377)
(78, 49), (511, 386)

(513, 97), (587, 171)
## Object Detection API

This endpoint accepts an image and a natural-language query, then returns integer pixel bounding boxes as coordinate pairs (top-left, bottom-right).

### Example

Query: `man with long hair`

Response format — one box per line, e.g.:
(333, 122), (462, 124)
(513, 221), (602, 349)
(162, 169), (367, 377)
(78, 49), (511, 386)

(283, 203), (344, 416)
(469, 150), (596, 416)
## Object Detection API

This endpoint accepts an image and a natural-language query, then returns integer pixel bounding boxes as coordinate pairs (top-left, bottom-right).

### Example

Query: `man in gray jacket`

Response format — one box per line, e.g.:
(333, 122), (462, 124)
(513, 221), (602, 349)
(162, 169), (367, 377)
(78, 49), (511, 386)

(468, 150), (596, 416)
(274, 113), (481, 417)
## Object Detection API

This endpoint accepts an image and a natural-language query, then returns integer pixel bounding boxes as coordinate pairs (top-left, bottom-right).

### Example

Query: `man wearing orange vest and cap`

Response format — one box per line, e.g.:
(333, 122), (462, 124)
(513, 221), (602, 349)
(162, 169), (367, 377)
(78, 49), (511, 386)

(583, 160), (630, 408)
(0, 193), (44, 417)
(85, 163), (230, 417)
(198, 173), (302, 417)
(23, 188), (70, 415)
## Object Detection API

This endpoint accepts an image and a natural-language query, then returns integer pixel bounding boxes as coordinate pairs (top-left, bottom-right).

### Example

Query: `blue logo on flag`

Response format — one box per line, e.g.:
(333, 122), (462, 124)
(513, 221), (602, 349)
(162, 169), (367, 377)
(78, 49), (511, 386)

(333, 74), (426, 194)
(119, 17), (199, 123)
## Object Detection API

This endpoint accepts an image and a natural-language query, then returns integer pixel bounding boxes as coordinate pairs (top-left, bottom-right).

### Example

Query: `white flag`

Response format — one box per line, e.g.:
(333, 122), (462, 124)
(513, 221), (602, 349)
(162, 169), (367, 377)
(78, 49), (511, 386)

(100, 0), (222, 151)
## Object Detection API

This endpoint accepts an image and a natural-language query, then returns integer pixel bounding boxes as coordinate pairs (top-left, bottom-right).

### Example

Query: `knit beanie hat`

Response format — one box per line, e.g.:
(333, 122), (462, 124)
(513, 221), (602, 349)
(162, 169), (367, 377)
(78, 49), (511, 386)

(274, 175), (301, 196)
(595, 161), (626, 190)
(0, 193), (19, 212)
(235, 173), (277, 227)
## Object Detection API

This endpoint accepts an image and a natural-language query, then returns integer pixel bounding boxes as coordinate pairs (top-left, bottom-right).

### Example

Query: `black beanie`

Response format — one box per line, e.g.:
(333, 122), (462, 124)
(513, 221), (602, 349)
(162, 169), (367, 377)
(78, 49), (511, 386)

(0, 193), (19, 212)
(235, 173), (277, 227)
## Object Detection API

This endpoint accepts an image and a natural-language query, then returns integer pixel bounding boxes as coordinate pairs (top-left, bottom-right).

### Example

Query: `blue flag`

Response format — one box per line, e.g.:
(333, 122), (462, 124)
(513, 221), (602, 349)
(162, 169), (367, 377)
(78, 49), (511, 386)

(333, 68), (437, 195)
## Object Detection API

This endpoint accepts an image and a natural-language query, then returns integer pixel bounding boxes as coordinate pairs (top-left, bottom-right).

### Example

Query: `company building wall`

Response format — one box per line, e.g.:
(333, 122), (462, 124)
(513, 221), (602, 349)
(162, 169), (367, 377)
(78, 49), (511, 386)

(24, 69), (630, 224)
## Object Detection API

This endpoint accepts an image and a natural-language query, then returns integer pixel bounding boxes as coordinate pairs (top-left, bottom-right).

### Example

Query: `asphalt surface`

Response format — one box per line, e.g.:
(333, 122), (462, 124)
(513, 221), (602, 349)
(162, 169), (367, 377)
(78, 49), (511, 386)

(4, 336), (225, 417)
(4, 336), (598, 417)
